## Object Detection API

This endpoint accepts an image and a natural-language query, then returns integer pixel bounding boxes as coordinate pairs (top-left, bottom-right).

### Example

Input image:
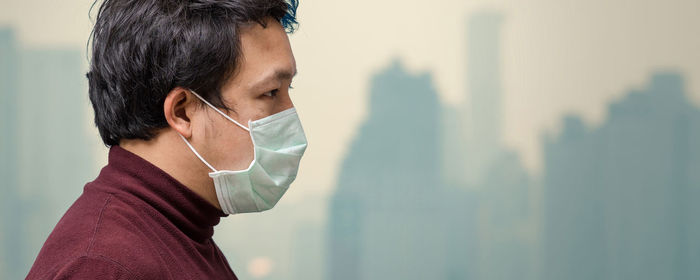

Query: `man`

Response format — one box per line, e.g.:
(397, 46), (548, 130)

(26, 0), (306, 279)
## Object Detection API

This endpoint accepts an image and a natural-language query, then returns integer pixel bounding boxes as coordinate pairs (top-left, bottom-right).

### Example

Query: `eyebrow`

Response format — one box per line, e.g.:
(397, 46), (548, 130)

(276, 68), (297, 80)
(250, 68), (297, 91)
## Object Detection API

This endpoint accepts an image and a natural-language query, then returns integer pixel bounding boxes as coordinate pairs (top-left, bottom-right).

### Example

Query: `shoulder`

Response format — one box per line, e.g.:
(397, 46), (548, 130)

(87, 193), (172, 278)
(46, 255), (141, 280)
(30, 191), (167, 279)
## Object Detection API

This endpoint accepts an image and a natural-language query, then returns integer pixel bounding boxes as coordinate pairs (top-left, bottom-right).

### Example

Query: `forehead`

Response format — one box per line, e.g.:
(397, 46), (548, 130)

(234, 19), (296, 85)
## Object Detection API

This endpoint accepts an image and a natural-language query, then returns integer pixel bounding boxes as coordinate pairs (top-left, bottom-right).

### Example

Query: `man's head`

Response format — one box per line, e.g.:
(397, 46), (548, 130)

(87, 0), (301, 208)
(88, 0), (299, 146)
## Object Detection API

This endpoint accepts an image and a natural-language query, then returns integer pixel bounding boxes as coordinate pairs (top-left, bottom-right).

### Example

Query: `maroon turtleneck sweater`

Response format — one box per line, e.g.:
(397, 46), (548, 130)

(27, 146), (238, 279)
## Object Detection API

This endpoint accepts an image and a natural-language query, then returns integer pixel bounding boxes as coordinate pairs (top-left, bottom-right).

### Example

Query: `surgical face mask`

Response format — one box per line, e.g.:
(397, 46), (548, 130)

(178, 90), (308, 215)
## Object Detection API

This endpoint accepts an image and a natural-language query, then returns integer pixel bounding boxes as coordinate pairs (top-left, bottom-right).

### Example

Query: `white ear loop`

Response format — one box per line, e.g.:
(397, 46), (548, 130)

(178, 89), (257, 173)
(178, 133), (218, 173)
(189, 89), (250, 132)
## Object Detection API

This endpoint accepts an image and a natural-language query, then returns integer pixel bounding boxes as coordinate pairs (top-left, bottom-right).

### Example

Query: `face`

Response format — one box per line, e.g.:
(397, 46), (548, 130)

(191, 17), (297, 171)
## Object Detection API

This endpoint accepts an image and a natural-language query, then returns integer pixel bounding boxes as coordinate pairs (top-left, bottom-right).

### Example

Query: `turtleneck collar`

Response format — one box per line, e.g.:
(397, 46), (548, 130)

(89, 145), (227, 242)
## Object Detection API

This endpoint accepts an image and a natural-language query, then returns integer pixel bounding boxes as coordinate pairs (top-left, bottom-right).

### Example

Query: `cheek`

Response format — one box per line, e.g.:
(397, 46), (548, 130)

(204, 117), (255, 169)
(239, 96), (277, 122)
(202, 118), (233, 151)
(192, 117), (219, 161)
(244, 104), (278, 124)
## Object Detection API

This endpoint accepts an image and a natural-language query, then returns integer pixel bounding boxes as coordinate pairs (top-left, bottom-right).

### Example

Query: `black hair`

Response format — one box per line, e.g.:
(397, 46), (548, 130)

(87, 0), (299, 146)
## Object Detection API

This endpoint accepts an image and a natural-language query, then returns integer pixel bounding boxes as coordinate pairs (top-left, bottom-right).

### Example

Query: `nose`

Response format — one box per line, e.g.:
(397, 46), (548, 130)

(277, 87), (295, 111)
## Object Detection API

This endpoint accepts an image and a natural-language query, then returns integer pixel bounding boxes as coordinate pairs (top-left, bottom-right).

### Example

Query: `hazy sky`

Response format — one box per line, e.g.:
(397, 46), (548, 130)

(2, 0), (699, 199)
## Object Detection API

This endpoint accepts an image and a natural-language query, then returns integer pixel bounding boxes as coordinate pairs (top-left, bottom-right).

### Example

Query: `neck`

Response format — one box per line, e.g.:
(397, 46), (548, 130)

(119, 129), (221, 210)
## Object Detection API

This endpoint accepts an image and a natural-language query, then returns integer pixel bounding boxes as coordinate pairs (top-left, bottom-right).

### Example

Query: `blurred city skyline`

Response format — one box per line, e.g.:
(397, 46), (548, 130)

(327, 11), (699, 278)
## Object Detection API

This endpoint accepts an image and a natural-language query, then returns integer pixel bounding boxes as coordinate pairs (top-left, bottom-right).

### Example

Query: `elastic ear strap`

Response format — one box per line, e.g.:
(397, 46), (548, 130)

(178, 133), (218, 173)
(189, 90), (250, 132)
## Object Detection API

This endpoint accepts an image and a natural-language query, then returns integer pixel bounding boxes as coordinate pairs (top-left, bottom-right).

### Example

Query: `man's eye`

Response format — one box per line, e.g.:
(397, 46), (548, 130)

(263, 89), (278, 97)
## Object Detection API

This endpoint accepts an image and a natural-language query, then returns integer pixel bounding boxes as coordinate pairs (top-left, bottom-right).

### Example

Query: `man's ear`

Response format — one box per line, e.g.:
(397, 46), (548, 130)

(164, 87), (196, 138)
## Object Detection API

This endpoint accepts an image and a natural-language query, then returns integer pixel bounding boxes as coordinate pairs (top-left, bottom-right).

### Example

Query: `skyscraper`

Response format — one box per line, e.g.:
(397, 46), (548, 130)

(467, 12), (504, 185)
(542, 115), (607, 280)
(327, 60), (470, 279)
(0, 27), (95, 278)
(542, 72), (700, 280)
(16, 47), (94, 277)
(443, 12), (507, 188)
(0, 26), (22, 280)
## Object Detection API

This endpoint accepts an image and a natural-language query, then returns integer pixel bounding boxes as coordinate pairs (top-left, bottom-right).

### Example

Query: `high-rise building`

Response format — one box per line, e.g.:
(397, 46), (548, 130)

(15, 47), (94, 277)
(541, 115), (607, 280)
(0, 26), (23, 280)
(461, 12), (535, 280)
(327, 60), (476, 279)
(466, 12), (504, 185)
(0, 27), (95, 278)
(542, 72), (700, 280)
